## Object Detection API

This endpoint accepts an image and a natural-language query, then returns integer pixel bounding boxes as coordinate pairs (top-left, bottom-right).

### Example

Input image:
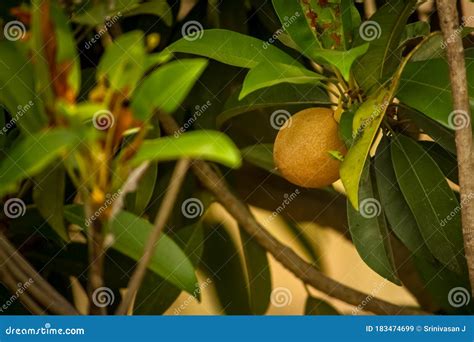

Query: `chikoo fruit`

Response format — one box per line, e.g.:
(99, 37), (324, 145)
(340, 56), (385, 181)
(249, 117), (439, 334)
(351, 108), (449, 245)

(273, 107), (346, 188)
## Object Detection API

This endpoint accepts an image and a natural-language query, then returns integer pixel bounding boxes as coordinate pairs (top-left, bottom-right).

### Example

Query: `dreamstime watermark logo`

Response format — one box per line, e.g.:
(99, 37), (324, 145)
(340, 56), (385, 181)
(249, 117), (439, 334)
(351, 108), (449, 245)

(270, 109), (292, 130)
(353, 100), (390, 139)
(173, 278), (212, 315)
(182, 21), (204, 41)
(92, 287), (115, 308)
(360, 198), (382, 219)
(85, 190), (122, 227)
(270, 287), (293, 308)
(84, 13), (122, 49)
(0, 278), (34, 313)
(447, 110), (470, 130)
(263, 189), (300, 225)
(174, 101), (212, 138)
(3, 20), (26, 41)
(441, 16), (474, 49)
(352, 279), (388, 314)
(359, 21), (381, 42)
(3, 198), (26, 219)
(181, 198), (204, 219)
(92, 110), (115, 130)
(448, 287), (471, 308)
(0, 101), (34, 136)
(263, 12), (300, 49)
(440, 192), (474, 227)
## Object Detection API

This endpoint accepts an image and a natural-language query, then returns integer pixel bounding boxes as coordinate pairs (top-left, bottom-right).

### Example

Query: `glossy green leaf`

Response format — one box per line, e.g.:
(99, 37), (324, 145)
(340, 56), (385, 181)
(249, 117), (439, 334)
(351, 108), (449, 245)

(374, 137), (432, 261)
(98, 31), (146, 92)
(166, 29), (298, 69)
(110, 211), (198, 294)
(0, 41), (47, 133)
(240, 63), (325, 100)
(339, 110), (355, 148)
(391, 135), (465, 273)
(131, 59), (208, 120)
(305, 297), (340, 315)
(419, 141), (458, 184)
(131, 130), (241, 169)
(241, 144), (277, 174)
(33, 167), (68, 241)
(353, 0), (417, 93)
(341, 88), (391, 209)
(0, 129), (80, 196)
(218, 83), (331, 127)
(271, 0), (322, 51)
(397, 49), (474, 128)
(240, 229), (272, 314)
(347, 162), (400, 284)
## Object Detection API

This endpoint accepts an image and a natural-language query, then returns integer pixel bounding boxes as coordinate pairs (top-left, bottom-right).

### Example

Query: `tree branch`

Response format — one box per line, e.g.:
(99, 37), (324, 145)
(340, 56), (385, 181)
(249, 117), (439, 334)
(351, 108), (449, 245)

(436, 0), (474, 295)
(157, 112), (427, 315)
(0, 233), (78, 315)
(115, 159), (191, 315)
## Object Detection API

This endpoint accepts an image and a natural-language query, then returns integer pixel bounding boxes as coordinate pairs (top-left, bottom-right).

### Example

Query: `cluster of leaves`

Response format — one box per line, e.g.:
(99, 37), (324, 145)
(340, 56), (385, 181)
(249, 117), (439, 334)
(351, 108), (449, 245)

(0, 0), (473, 315)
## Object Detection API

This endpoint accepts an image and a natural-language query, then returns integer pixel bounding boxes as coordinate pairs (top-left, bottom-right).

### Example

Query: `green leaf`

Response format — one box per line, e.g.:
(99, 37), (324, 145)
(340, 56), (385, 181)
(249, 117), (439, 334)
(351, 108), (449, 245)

(0, 41), (47, 133)
(341, 88), (391, 209)
(340, 0), (361, 49)
(110, 211), (198, 294)
(131, 59), (208, 120)
(397, 49), (474, 128)
(33, 167), (68, 241)
(98, 31), (146, 92)
(241, 144), (277, 174)
(339, 109), (355, 148)
(311, 45), (370, 81)
(353, 0), (417, 93)
(374, 137), (432, 261)
(400, 21), (430, 47)
(72, 0), (139, 25)
(166, 29), (298, 69)
(347, 162), (400, 284)
(419, 141), (458, 184)
(201, 223), (251, 314)
(126, 162), (158, 216)
(134, 223), (204, 314)
(399, 105), (456, 155)
(240, 63), (325, 100)
(0, 129), (80, 196)
(271, 0), (322, 51)
(218, 83), (331, 127)
(131, 130), (241, 169)
(240, 229), (272, 314)
(391, 135), (465, 273)
(305, 297), (340, 315)
(124, 1), (173, 26)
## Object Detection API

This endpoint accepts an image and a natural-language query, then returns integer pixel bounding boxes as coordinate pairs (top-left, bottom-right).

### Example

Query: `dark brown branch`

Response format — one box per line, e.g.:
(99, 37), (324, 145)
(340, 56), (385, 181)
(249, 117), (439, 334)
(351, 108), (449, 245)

(436, 0), (474, 295)
(115, 159), (191, 315)
(0, 233), (78, 315)
(157, 112), (427, 315)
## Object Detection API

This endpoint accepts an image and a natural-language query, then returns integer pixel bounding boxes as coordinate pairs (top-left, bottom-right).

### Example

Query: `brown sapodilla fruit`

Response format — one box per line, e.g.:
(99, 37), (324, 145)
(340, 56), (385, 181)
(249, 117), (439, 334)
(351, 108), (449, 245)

(273, 107), (347, 188)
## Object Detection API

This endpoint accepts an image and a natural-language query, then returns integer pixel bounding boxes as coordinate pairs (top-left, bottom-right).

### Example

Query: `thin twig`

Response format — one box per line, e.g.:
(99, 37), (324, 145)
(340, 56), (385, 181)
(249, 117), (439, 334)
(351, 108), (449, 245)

(0, 233), (78, 315)
(115, 159), (191, 315)
(436, 0), (474, 295)
(157, 112), (427, 315)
